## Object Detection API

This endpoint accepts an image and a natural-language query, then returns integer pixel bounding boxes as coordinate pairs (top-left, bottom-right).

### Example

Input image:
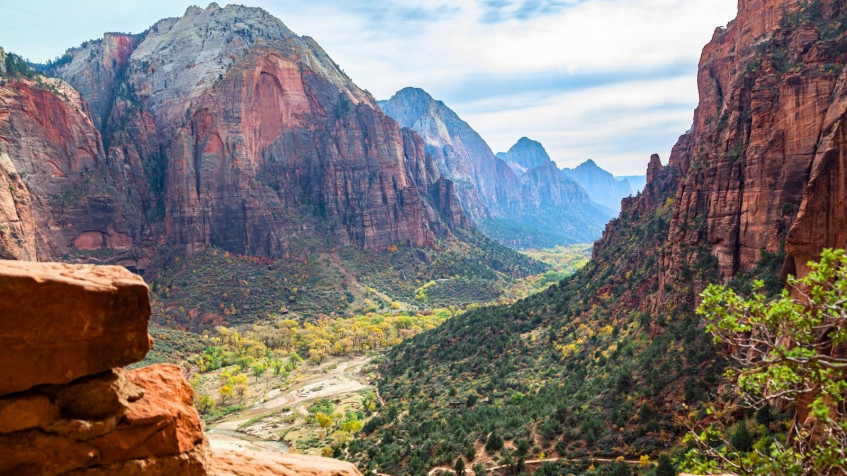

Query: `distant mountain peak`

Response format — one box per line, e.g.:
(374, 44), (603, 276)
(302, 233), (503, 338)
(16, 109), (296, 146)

(392, 86), (433, 100)
(501, 137), (551, 170)
(578, 158), (599, 168)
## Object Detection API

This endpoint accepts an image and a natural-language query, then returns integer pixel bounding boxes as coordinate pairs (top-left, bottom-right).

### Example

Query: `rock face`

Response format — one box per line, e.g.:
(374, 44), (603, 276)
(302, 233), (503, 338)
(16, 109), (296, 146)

(591, 0), (847, 307)
(379, 87), (521, 222)
(0, 259), (362, 475)
(0, 4), (468, 271)
(0, 261), (151, 394)
(498, 137), (551, 173)
(380, 89), (614, 245)
(0, 75), (142, 263)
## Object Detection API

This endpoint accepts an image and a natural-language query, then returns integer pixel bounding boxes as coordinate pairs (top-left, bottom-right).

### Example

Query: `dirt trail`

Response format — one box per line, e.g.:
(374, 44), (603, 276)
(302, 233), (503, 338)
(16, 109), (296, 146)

(207, 356), (373, 453)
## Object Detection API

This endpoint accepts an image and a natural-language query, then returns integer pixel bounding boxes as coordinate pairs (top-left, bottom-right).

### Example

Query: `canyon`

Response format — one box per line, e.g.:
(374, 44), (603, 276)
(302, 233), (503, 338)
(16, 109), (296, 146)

(2, 0), (847, 474)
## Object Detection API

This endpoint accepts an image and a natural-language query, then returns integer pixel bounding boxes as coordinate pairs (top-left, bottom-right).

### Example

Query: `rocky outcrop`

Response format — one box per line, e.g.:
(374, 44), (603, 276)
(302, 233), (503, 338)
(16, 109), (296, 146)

(210, 451), (361, 476)
(0, 261), (151, 394)
(590, 0), (847, 306)
(498, 137), (551, 172)
(0, 259), (361, 475)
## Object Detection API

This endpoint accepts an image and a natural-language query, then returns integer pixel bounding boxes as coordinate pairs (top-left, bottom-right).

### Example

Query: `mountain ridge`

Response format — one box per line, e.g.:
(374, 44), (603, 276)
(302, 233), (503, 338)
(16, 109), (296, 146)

(380, 87), (616, 247)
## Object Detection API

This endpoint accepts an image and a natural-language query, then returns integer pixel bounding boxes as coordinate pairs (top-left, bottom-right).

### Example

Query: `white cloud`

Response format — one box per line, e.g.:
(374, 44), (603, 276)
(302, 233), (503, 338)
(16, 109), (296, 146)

(0, 0), (738, 175)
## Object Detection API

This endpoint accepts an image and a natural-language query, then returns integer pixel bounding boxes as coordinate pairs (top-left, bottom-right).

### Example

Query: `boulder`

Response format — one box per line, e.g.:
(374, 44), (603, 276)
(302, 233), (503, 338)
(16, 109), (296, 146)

(88, 364), (205, 463)
(0, 260), (151, 394)
(0, 394), (58, 434)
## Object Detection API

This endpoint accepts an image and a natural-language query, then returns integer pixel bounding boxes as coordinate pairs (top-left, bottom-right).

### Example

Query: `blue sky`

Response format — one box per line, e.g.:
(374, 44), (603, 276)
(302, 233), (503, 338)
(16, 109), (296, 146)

(0, 0), (737, 175)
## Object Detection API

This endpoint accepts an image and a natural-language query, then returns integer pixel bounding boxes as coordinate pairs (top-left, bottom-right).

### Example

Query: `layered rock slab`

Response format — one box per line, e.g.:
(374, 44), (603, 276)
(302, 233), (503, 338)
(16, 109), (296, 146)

(0, 260), (151, 394)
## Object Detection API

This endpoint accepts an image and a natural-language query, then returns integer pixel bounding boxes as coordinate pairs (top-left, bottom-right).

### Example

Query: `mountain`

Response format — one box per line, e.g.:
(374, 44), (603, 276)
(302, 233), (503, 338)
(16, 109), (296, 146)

(0, 4), (546, 326)
(380, 89), (614, 247)
(616, 174), (647, 194)
(561, 159), (633, 211)
(499, 138), (633, 212)
(497, 136), (552, 173)
(377, 87), (520, 222)
(354, 0), (847, 472)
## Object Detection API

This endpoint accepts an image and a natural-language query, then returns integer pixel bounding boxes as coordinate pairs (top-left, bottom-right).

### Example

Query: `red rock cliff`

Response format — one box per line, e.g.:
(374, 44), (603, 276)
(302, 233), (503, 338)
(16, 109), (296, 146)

(1, 4), (468, 271)
(592, 0), (847, 309)
(0, 76), (144, 264)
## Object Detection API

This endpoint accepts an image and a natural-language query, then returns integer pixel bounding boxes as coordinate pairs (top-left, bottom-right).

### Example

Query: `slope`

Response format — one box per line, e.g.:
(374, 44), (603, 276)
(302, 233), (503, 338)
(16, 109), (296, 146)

(351, 0), (847, 473)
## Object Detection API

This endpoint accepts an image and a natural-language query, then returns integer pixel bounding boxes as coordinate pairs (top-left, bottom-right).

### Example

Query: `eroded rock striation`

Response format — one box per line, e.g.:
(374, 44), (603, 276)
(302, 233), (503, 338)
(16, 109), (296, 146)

(0, 4), (469, 272)
(0, 259), (361, 475)
(588, 0), (847, 310)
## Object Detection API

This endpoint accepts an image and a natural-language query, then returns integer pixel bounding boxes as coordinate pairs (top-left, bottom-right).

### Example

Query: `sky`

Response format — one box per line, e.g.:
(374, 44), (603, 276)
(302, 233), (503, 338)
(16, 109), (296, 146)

(0, 0), (737, 176)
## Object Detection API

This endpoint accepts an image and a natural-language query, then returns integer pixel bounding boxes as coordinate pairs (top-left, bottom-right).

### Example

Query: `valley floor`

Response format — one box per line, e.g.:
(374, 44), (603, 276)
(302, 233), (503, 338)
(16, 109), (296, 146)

(204, 355), (375, 456)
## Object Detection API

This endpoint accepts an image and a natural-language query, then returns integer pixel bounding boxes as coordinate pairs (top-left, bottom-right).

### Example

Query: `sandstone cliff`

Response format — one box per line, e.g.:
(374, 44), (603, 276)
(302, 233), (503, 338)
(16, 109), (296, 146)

(0, 75), (144, 264)
(0, 259), (361, 475)
(0, 4), (470, 272)
(588, 0), (847, 307)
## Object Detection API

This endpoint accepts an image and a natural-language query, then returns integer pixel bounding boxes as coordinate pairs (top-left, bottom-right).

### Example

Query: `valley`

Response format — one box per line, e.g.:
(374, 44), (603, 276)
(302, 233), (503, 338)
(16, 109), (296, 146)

(150, 244), (593, 460)
(2, 0), (847, 475)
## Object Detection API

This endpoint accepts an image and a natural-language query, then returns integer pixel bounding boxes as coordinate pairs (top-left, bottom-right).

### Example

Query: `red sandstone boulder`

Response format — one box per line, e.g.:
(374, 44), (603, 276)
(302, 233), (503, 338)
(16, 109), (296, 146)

(0, 394), (58, 434)
(0, 260), (151, 394)
(88, 364), (205, 463)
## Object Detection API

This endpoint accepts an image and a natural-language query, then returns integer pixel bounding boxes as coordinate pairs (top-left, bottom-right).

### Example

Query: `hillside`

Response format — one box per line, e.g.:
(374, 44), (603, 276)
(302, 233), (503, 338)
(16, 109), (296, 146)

(352, 0), (847, 473)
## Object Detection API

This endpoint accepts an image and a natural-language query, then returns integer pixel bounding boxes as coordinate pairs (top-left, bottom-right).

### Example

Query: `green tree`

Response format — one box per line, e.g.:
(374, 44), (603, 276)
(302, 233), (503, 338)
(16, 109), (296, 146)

(687, 249), (847, 475)
(655, 454), (675, 476)
(485, 431), (504, 453)
(729, 423), (753, 452)
(609, 462), (631, 476)
(453, 456), (465, 475)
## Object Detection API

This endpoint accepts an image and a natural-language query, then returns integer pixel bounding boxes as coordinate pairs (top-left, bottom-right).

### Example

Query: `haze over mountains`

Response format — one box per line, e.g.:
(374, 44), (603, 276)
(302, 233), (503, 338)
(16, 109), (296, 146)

(380, 87), (637, 247)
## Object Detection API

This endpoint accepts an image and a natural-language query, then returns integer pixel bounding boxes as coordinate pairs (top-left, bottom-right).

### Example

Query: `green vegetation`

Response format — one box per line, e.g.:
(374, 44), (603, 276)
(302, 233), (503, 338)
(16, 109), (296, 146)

(339, 230), (547, 307)
(148, 231), (545, 331)
(194, 309), (455, 371)
(130, 325), (207, 368)
(349, 189), (723, 475)
(498, 244), (592, 302)
(3, 52), (37, 78)
(682, 249), (847, 476)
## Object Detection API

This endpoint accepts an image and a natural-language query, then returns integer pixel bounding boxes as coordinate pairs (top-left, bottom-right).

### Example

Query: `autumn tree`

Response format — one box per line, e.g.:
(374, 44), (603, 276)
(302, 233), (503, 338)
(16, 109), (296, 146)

(686, 249), (847, 475)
